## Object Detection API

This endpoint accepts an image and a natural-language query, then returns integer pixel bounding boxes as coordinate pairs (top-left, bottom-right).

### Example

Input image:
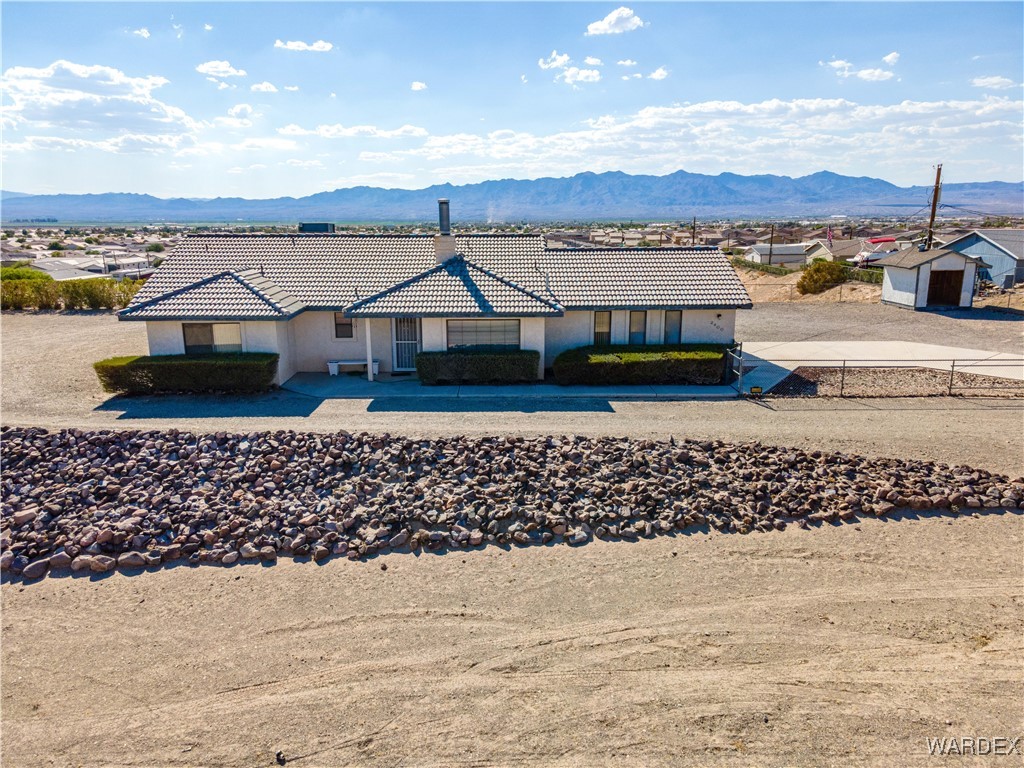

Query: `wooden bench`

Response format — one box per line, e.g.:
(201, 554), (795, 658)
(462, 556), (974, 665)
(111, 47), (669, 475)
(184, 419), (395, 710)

(327, 359), (379, 376)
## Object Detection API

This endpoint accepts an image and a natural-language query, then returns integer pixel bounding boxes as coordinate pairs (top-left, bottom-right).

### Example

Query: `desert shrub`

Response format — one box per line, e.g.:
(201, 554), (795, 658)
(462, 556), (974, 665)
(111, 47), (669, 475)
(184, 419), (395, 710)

(94, 353), (279, 395)
(0, 281), (31, 310)
(33, 281), (63, 310)
(58, 279), (88, 310)
(47, 241), (64, 251)
(1, 266), (53, 281)
(844, 266), (883, 284)
(416, 349), (539, 385)
(553, 344), (728, 386)
(731, 257), (795, 276)
(797, 261), (848, 294)
(145, 243), (165, 252)
(114, 279), (144, 308)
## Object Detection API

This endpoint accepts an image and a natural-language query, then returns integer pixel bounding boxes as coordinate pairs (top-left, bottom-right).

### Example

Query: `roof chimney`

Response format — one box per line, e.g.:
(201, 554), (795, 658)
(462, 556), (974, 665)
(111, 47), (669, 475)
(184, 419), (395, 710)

(434, 198), (456, 262)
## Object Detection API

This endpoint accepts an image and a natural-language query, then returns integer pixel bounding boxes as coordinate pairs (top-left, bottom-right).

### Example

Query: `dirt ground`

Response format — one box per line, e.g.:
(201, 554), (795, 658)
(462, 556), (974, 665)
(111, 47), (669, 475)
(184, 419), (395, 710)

(3, 510), (1021, 768)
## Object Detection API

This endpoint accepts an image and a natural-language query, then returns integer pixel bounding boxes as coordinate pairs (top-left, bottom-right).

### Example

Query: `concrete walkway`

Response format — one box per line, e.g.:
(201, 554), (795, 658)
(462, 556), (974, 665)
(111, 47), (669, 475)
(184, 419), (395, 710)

(282, 341), (1024, 400)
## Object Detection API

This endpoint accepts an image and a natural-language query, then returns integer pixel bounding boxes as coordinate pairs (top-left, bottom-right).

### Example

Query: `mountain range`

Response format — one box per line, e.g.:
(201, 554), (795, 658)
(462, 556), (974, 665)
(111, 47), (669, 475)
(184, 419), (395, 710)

(2, 170), (1021, 224)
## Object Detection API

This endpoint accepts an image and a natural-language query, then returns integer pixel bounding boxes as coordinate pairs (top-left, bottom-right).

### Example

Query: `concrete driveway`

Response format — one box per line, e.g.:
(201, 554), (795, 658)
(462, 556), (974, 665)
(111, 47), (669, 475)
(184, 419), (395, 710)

(741, 341), (1024, 393)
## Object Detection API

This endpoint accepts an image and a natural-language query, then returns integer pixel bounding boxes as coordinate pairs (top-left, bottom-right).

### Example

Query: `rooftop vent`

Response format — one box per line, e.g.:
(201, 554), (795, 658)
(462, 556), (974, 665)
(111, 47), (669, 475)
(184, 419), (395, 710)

(438, 199), (451, 236)
(434, 199), (456, 262)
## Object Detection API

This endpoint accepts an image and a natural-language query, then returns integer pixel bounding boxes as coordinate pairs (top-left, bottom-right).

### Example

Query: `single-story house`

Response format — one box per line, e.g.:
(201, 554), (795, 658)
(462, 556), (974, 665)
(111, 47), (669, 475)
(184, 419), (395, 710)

(941, 229), (1024, 287)
(742, 243), (809, 267)
(875, 247), (990, 310)
(119, 201), (753, 384)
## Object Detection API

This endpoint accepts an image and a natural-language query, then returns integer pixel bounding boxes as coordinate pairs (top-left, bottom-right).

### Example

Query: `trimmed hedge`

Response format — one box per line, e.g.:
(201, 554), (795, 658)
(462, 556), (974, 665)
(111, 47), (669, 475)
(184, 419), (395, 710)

(1, 277), (142, 311)
(416, 349), (540, 385)
(553, 344), (728, 386)
(94, 353), (279, 395)
(731, 257), (796, 276)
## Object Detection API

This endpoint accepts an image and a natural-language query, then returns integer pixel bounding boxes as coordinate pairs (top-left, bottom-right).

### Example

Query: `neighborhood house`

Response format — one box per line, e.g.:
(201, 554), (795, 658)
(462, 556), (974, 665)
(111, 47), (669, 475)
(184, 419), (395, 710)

(119, 201), (753, 384)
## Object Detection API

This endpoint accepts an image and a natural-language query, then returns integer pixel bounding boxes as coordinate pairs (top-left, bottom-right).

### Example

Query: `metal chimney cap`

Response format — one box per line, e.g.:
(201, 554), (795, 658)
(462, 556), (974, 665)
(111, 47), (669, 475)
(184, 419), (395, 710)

(438, 199), (451, 236)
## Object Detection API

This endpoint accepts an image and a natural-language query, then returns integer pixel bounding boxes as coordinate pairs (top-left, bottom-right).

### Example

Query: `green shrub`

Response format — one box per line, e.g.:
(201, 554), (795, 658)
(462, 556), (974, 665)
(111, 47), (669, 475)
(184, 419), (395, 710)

(47, 241), (64, 251)
(33, 281), (62, 310)
(416, 349), (540, 385)
(1, 266), (53, 281)
(0, 281), (31, 310)
(731, 257), (796, 277)
(94, 353), (279, 395)
(844, 266), (883, 284)
(553, 344), (727, 386)
(797, 261), (848, 295)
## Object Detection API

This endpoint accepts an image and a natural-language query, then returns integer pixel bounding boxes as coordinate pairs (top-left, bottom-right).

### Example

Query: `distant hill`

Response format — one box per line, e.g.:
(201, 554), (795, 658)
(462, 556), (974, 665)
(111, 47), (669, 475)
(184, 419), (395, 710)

(2, 170), (1021, 224)
(0, 190), (32, 200)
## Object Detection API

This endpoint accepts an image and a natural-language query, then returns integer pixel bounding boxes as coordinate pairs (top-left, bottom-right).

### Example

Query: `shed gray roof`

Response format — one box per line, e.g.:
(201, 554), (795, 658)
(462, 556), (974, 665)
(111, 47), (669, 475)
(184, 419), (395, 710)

(874, 247), (991, 270)
(120, 268), (305, 320)
(121, 234), (751, 320)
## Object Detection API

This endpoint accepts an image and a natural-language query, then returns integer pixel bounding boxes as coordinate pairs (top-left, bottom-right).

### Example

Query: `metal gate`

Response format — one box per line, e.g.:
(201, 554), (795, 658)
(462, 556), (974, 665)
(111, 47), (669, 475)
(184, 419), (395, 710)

(726, 342), (744, 395)
(393, 318), (421, 371)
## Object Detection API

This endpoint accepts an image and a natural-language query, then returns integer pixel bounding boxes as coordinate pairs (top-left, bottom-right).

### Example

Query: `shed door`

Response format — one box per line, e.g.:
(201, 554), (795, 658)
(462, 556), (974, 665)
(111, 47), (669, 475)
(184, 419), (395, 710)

(927, 270), (963, 306)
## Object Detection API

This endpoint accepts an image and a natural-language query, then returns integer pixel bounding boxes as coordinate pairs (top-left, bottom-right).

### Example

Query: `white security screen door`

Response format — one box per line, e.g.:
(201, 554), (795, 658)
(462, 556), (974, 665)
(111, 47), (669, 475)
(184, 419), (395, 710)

(393, 318), (422, 370)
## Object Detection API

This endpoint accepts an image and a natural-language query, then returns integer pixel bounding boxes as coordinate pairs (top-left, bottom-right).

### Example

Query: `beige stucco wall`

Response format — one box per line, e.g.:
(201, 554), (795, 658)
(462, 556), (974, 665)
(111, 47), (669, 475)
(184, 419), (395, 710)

(421, 318), (445, 352)
(145, 321), (185, 356)
(680, 310), (737, 344)
(544, 311), (593, 366)
(289, 312), (392, 374)
(519, 317), (545, 379)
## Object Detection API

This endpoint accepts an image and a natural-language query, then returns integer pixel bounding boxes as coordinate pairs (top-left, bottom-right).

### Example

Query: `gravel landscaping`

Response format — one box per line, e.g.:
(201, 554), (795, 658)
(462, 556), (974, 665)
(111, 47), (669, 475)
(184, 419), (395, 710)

(3, 426), (1021, 582)
(770, 366), (1024, 398)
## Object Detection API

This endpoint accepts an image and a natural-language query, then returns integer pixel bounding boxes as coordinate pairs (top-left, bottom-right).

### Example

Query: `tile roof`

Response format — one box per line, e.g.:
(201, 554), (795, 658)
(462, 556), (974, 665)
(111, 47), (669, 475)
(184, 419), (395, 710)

(120, 268), (305, 320)
(874, 247), (991, 270)
(347, 256), (563, 317)
(121, 234), (751, 320)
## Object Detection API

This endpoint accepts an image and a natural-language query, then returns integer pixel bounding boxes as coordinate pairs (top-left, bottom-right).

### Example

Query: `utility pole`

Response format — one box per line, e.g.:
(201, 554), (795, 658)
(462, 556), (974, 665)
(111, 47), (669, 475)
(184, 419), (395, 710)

(768, 223), (775, 265)
(692, 216), (697, 246)
(925, 163), (942, 250)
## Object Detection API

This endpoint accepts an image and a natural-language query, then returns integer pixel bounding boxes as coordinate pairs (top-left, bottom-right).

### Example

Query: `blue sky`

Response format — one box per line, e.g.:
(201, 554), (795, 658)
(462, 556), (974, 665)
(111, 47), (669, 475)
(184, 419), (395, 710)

(2, 2), (1022, 197)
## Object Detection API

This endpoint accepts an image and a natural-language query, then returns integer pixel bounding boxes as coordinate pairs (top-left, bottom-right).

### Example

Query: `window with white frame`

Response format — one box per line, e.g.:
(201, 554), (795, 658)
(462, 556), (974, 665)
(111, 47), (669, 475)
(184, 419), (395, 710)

(664, 310), (682, 344)
(334, 313), (354, 339)
(446, 319), (520, 349)
(182, 323), (242, 354)
(593, 311), (611, 345)
(629, 311), (647, 345)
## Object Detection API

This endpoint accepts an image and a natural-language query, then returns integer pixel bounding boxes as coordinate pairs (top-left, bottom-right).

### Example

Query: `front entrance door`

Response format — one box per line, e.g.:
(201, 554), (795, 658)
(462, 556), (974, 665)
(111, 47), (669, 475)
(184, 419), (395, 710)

(927, 270), (963, 306)
(392, 318), (421, 371)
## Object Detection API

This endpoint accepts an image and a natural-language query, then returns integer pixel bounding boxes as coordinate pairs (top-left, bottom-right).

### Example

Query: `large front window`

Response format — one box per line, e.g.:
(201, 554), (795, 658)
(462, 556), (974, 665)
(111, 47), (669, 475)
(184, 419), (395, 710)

(629, 311), (647, 345)
(182, 322), (242, 354)
(593, 311), (611, 345)
(446, 319), (520, 350)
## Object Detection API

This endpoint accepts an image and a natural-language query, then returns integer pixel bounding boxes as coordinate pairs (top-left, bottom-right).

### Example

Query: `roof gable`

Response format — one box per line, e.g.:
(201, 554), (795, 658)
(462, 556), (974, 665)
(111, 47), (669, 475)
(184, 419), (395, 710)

(347, 256), (563, 317)
(120, 268), (305, 320)
(943, 229), (1024, 261)
(874, 246), (990, 270)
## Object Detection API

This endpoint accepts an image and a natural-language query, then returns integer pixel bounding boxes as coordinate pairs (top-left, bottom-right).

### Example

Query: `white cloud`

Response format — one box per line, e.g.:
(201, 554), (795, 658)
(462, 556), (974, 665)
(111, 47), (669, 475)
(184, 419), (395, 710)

(284, 85), (299, 92)
(227, 163), (267, 174)
(330, 92), (337, 99)
(622, 73), (642, 81)
(0, 60), (201, 154)
(821, 59), (893, 82)
(538, 50), (571, 70)
(648, 67), (669, 80)
(520, 74), (528, 84)
(586, 7), (646, 36)
(972, 75), (1016, 90)
(172, 23), (183, 40)
(284, 159), (323, 168)
(206, 77), (232, 90)
(131, 28), (150, 39)
(204, 23), (213, 31)
(558, 67), (601, 86)
(228, 103), (254, 117)
(882, 51), (900, 66)
(274, 39), (333, 52)
(350, 95), (1024, 186)
(196, 60), (246, 78)
(251, 81), (278, 93)
(278, 122), (429, 139)
(411, 81), (427, 91)
(584, 56), (603, 66)
(855, 68), (894, 82)
(617, 59), (638, 67)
